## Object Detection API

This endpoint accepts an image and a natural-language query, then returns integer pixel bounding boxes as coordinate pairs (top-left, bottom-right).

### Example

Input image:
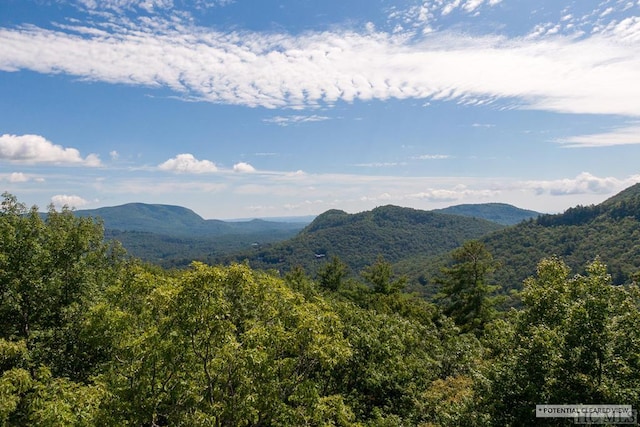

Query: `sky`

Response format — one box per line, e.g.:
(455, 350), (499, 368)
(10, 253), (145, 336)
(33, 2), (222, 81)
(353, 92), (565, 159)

(1, 0), (640, 219)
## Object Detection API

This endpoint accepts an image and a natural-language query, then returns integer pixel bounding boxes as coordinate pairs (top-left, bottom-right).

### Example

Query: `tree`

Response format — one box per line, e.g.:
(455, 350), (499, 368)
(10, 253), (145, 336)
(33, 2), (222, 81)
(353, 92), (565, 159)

(318, 256), (348, 291)
(0, 193), (125, 424)
(0, 193), (124, 378)
(94, 262), (354, 425)
(486, 257), (640, 426)
(435, 240), (501, 334)
(360, 255), (406, 295)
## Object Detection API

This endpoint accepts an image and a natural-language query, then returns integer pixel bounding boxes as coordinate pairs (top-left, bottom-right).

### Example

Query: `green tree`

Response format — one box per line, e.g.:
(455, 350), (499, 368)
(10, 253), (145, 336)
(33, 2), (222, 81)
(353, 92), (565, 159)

(0, 193), (124, 424)
(436, 240), (501, 334)
(360, 255), (406, 295)
(318, 256), (348, 291)
(486, 257), (640, 426)
(94, 262), (354, 425)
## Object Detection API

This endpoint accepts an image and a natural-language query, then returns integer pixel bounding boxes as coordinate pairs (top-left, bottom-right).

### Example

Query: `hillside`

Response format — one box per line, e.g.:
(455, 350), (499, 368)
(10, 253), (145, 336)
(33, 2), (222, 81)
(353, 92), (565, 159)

(75, 203), (306, 237)
(434, 202), (541, 225)
(74, 203), (307, 266)
(410, 183), (640, 295)
(227, 204), (505, 277)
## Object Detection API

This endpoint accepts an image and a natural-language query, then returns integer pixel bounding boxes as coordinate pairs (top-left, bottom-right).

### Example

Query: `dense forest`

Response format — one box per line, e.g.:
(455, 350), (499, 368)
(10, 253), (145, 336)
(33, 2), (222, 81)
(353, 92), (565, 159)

(224, 206), (505, 279)
(2, 191), (640, 426)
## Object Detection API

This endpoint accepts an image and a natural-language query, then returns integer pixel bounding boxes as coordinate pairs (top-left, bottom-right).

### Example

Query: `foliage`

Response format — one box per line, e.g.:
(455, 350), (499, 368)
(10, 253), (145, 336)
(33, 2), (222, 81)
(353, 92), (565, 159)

(360, 255), (406, 295)
(231, 204), (504, 279)
(318, 255), (349, 291)
(413, 182), (640, 298)
(3, 192), (640, 425)
(0, 192), (124, 424)
(435, 241), (502, 334)
(484, 257), (640, 425)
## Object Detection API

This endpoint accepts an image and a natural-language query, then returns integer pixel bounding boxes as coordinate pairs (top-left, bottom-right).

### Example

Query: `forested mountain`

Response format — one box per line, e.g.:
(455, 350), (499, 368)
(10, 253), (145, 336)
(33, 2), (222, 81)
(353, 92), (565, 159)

(411, 183), (640, 295)
(73, 203), (307, 267)
(75, 203), (306, 237)
(434, 202), (541, 225)
(226, 205), (505, 277)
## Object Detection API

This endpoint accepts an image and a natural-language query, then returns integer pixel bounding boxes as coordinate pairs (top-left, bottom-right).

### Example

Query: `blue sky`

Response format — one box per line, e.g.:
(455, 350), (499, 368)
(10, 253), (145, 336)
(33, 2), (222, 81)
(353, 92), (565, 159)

(1, 0), (640, 219)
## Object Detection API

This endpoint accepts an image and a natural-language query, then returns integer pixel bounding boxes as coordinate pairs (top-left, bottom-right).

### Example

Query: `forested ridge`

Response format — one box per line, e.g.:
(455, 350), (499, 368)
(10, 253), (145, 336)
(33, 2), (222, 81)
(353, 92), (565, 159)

(224, 205), (505, 278)
(396, 183), (640, 298)
(2, 190), (640, 426)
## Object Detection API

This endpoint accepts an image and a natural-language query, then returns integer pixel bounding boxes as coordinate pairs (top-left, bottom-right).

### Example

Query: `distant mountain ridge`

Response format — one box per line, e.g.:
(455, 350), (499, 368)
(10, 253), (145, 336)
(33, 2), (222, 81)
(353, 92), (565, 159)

(75, 203), (306, 237)
(434, 203), (541, 225)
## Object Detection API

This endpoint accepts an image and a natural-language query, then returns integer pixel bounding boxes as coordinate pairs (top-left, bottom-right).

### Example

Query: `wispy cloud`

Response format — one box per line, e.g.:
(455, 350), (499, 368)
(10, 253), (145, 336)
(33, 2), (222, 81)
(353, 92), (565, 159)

(1, 14), (639, 116)
(8, 172), (29, 183)
(0, 134), (101, 166)
(412, 154), (452, 160)
(353, 162), (406, 167)
(77, 0), (233, 13)
(77, 0), (173, 13)
(158, 153), (217, 173)
(558, 124), (640, 147)
(263, 115), (331, 126)
(523, 172), (640, 196)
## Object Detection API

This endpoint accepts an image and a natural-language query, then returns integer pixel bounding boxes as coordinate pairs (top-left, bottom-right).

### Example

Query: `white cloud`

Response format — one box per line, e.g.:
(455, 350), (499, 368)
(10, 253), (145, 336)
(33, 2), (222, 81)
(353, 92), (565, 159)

(413, 154), (451, 160)
(77, 0), (174, 13)
(354, 162), (405, 167)
(233, 162), (256, 173)
(0, 134), (101, 166)
(523, 172), (640, 196)
(2, 16), (640, 117)
(77, 0), (233, 12)
(158, 153), (217, 173)
(51, 194), (90, 208)
(110, 150), (119, 160)
(558, 125), (640, 147)
(407, 187), (498, 202)
(8, 172), (29, 182)
(263, 115), (331, 126)
(463, 0), (485, 13)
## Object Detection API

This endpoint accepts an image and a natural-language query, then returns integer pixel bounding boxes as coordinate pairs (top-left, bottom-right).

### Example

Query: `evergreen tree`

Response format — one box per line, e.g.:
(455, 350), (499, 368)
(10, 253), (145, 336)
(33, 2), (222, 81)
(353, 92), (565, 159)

(361, 255), (406, 295)
(436, 240), (501, 334)
(317, 256), (348, 291)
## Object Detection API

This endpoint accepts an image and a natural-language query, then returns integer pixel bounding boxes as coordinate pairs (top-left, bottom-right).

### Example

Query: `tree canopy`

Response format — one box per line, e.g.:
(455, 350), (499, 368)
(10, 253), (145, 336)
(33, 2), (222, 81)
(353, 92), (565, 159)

(1, 193), (639, 426)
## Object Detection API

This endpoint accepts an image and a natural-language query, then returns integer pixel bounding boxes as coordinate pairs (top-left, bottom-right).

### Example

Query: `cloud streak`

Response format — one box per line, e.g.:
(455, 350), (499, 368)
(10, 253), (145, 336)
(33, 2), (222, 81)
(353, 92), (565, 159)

(263, 115), (331, 126)
(558, 124), (640, 147)
(1, 14), (639, 116)
(523, 172), (640, 196)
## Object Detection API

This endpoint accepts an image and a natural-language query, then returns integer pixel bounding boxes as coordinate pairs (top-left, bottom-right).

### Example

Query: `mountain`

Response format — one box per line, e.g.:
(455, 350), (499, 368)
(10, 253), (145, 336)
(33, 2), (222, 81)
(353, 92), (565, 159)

(433, 203), (541, 225)
(411, 183), (640, 296)
(75, 203), (306, 237)
(74, 203), (308, 267)
(226, 205), (505, 277)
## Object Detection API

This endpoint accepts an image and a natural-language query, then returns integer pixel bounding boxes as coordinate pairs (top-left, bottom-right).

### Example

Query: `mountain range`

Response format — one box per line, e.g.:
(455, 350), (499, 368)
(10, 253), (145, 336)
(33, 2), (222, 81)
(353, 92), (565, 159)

(407, 183), (640, 297)
(74, 201), (537, 268)
(72, 184), (640, 296)
(224, 205), (507, 277)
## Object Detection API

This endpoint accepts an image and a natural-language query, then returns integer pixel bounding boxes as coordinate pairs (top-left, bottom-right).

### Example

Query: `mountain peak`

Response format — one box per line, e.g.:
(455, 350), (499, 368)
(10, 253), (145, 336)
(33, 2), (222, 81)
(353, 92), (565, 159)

(434, 203), (540, 225)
